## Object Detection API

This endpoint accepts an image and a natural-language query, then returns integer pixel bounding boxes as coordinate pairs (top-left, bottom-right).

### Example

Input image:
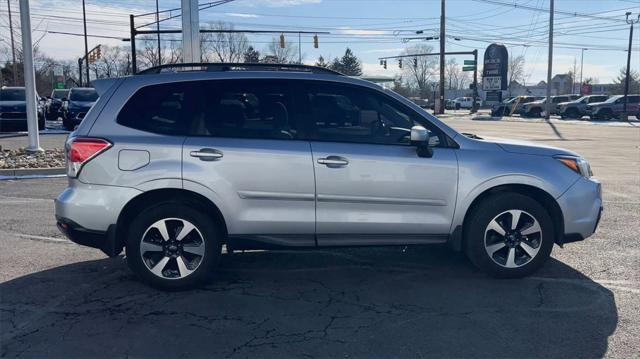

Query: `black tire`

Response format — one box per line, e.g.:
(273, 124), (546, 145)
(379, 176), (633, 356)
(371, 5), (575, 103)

(595, 109), (612, 121)
(527, 108), (542, 118)
(464, 192), (555, 278)
(125, 202), (222, 290)
(565, 108), (581, 120)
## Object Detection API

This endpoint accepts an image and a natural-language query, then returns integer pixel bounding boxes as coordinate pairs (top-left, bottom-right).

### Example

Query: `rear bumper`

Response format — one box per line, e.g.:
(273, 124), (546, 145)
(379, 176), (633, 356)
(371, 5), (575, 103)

(557, 177), (603, 243)
(56, 217), (121, 257)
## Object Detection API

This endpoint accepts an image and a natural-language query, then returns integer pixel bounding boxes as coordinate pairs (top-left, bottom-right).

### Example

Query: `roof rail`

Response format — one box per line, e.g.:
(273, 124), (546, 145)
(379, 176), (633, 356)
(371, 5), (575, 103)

(137, 62), (343, 76)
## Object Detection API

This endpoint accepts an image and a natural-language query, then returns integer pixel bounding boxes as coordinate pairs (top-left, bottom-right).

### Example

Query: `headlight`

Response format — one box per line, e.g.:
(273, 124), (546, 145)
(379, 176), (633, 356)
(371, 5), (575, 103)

(554, 155), (592, 177)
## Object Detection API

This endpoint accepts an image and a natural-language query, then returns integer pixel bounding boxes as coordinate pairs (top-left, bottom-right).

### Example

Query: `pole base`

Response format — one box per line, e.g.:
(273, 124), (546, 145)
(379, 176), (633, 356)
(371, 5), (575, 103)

(25, 146), (44, 154)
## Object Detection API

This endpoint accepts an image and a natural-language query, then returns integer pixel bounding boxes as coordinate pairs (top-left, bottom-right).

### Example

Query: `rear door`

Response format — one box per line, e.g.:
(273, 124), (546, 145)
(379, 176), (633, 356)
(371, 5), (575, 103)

(182, 79), (316, 246)
(294, 81), (458, 246)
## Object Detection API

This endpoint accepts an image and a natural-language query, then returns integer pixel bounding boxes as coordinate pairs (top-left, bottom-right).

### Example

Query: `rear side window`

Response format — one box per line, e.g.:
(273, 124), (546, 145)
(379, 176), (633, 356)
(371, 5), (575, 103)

(118, 82), (199, 136)
(192, 80), (297, 140)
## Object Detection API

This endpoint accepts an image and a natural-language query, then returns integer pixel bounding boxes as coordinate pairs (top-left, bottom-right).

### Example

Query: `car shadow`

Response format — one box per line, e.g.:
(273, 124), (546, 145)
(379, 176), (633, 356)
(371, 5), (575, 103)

(0, 245), (617, 358)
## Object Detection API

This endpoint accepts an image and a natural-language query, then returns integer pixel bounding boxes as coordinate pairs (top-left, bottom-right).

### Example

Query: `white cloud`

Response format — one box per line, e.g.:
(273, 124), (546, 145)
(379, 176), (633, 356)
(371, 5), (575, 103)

(362, 48), (406, 54)
(336, 27), (389, 36)
(224, 12), (261, 18)
(240, 0), (322, 7)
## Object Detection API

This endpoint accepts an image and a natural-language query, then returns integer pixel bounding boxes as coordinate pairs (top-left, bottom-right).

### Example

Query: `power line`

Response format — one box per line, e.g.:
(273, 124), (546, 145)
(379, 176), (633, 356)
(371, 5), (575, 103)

(471, 0), (629, 23)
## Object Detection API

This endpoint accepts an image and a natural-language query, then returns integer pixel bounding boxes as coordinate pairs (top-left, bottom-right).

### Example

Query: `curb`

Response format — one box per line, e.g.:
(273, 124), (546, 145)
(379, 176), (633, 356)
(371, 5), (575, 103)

(0, 167), (66, 178)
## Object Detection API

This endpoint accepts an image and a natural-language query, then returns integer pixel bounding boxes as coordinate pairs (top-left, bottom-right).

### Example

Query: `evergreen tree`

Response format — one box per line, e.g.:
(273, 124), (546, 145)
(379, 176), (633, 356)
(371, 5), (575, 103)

(243, 46), (260, 63)
(612, 67), (640, 95)
(329, 48), (362, 76)
(315, 55), (329, 68)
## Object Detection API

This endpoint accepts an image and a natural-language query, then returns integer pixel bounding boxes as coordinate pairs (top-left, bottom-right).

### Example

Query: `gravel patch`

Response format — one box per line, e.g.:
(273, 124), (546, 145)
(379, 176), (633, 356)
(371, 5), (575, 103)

(0, 147), (65, 169)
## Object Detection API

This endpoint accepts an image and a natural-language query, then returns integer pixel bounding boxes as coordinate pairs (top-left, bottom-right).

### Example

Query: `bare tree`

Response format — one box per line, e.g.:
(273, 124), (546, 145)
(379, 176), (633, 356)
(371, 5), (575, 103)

(507, 54), (525, 95)
(402, 44), (438, 98)
(264, 37), (298, 64)
(201, 22), (249, 63)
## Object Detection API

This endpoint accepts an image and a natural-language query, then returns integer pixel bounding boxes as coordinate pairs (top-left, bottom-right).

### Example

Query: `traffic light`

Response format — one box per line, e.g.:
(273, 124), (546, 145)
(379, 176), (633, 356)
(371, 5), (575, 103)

(279, 34), (285, 49)
(383, 60), (387, 69)
(398, 58), (402, 69)
(313, 35), (318, 48)
(95, 46), (101, 60)
(413, 57), (418, 67)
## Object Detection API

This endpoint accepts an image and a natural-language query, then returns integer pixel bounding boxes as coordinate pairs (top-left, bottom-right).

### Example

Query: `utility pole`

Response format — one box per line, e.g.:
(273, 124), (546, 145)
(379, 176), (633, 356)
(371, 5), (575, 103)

(545, 0), (554, 120)
(19, 0), (42, 153)
(181, 0), (200, 63)
(298, 33), (302, 64)
(623, 12), (639, 120)
(7, 0), (17, 85)
(438, 0), (445, 114)
(82, 0), (90, 85)
(472, 49), (478, 113)
(579, 48), (587, 95)
(129, 15), (137, 74)
(156, 0), (161, 66)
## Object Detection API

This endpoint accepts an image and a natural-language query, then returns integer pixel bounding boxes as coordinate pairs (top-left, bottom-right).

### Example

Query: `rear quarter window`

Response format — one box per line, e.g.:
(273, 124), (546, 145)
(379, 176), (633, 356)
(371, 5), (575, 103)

(117, 82), (199, 136)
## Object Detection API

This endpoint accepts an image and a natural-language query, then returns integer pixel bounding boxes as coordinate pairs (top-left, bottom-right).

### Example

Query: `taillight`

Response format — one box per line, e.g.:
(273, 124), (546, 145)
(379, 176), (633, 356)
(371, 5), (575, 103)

(66, 137), (111, 177)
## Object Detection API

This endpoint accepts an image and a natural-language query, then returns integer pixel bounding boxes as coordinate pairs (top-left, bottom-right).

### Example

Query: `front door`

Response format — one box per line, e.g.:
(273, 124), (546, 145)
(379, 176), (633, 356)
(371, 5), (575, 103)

(294, 81), (458, 246)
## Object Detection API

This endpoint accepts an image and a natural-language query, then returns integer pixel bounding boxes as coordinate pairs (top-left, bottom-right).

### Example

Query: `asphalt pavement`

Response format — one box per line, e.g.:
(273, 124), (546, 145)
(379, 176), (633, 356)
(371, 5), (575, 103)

(0, 116), (638, 358)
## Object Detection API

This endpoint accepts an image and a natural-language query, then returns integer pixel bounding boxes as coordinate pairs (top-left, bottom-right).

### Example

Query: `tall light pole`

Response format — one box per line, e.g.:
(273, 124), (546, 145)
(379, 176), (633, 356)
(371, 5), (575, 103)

(438, 0), (445, 114)
(545, 0), (554, 120)
(579, 48), (587, 95)
(623, 12), (639, 120)
(7, 0), (18, 86)
(19, 0), (42, 153)
(156, 0), (161, 66)
(82, 0), (90, 85)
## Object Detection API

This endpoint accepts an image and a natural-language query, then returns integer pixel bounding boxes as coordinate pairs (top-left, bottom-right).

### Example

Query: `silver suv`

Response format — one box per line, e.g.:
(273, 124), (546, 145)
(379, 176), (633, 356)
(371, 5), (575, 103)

(55, 63), (602, 289)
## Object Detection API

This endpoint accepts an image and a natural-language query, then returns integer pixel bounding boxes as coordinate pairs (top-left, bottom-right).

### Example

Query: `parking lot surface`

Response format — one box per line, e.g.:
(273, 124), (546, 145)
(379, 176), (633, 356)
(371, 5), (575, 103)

(1, 117), (639, 358)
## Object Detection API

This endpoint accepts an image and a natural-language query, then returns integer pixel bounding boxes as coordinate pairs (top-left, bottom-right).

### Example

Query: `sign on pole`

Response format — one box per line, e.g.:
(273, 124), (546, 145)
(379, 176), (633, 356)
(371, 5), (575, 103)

(462, 66), (476, 72)
(482, 43), (508, 91)
(463, 60), (476, 65)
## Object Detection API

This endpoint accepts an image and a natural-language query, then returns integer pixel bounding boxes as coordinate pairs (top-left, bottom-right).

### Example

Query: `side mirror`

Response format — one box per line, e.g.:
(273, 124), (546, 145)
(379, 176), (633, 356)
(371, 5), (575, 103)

(410, 125), (433, 158)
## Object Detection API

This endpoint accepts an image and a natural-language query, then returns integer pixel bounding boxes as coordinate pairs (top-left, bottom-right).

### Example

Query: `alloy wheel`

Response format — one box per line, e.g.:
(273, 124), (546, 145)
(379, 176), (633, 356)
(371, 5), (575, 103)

(140, 218), (205, 279)
(484, 209), (542, 268)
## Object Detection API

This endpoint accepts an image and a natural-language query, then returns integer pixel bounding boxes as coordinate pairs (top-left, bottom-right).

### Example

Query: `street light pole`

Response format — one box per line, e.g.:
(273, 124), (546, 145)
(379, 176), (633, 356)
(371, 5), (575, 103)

(438, 0), (445, 114)
(623, 12), (639, 120)
(82, 0), (90, 85)
(579, 48), (587, 95)
(156, 0), (161, 66)
(19, 0), (42, 153)
(545, 0), (554, 120)
(7, 0), (18, 86)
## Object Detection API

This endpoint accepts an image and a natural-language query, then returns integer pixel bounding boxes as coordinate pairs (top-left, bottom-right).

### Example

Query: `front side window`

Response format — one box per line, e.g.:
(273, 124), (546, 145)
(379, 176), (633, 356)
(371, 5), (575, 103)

(296, 82), (442, 147)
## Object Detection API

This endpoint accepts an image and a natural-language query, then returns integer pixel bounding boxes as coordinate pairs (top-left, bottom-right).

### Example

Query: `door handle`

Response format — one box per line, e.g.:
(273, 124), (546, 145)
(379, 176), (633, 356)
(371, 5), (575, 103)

(317, 156), (349, 167)
(190, 148), (223, 161)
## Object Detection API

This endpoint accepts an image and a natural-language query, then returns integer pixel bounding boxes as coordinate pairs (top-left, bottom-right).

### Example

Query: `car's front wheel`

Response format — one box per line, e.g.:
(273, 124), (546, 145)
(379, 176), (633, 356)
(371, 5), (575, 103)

(465, 193), (554, 278)
(126, 202), (222, 290)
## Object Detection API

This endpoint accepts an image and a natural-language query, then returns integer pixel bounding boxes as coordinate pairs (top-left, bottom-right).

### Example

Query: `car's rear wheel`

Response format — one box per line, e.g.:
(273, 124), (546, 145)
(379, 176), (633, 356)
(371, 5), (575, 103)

(595, 109), (613, 121)
(565, 108), (581, 119)
(526, 108), (542, 118)
(465, 193), (554, 278)
(126, 202), (222, 290)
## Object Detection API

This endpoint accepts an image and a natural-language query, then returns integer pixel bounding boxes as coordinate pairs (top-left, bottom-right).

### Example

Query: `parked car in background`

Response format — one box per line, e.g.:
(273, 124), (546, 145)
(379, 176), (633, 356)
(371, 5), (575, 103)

(587, 94), (640, 120)
(409, 97), (429, 108)
(0, 86), (45, 132)
(62, 87), (98, 131)
(45, 89), (70, 121)
(55, 63), (602, 290)
(490, 96), (537, 116)
(454, 97), (483, 109)
(557, 95), (609, 119)
(520, 95), (581, 118)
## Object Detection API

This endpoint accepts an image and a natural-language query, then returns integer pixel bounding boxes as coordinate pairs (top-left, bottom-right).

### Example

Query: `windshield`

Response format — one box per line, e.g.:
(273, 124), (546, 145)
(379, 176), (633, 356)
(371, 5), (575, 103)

(52, 90), (69, 99)
(69, 89), (98, 102)
(605, 95), (622, 103)
(0, 89), (26, 101)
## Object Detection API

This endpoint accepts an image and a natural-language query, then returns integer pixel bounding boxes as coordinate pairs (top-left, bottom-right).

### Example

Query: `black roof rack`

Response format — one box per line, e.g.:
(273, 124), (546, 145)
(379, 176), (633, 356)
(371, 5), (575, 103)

(137, 62), (343, 76)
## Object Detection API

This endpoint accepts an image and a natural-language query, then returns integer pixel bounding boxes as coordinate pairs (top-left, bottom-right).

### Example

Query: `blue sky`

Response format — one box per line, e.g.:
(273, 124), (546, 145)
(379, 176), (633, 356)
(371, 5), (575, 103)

(2, 0), (638, 83)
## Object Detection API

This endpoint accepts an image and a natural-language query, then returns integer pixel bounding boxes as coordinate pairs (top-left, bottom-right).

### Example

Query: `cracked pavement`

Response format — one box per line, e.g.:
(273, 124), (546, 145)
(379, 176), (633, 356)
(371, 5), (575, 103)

(1, 118), (638, 358)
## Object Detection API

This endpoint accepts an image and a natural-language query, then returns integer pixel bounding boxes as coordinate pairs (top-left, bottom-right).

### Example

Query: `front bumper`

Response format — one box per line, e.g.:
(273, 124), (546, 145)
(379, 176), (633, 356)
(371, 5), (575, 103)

(557, 176), (603, 243)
